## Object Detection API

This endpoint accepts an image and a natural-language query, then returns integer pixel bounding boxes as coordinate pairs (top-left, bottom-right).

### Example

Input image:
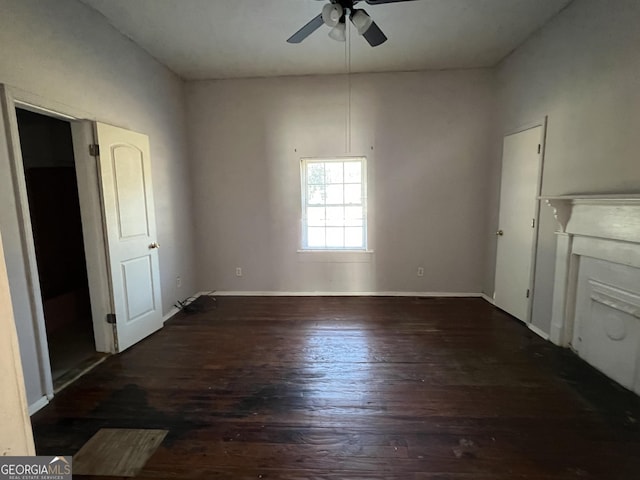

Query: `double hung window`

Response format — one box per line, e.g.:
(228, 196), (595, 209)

(301, 157), (367, 250)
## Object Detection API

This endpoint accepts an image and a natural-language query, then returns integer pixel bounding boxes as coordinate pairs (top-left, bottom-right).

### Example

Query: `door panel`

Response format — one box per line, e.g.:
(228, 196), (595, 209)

(122, 256), (156, 322)
(494, 126), (543, 322)
(95, 123), (162, 352)
(113, 145), (149, 238)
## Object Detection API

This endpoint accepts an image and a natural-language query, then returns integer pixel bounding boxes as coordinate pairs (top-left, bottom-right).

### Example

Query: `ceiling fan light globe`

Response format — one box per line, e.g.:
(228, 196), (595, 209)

(322, 3), (343, 27)
(328, 22), (346, 42)
(351, 10), (373, 35)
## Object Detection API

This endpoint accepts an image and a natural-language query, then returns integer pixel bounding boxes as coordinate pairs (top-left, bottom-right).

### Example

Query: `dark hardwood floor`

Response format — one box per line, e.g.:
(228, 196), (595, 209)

(32, 296), (640, 479)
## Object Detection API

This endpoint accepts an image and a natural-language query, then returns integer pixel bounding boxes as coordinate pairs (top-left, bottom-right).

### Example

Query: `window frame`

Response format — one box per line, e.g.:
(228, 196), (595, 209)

(300, 156), (368, 251)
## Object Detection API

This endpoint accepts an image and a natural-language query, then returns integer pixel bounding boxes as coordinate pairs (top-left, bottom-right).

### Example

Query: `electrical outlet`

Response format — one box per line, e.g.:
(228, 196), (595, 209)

(417, 267), (424, 277)
(236, 267), (242, 277)
(176, 275), (182, 288)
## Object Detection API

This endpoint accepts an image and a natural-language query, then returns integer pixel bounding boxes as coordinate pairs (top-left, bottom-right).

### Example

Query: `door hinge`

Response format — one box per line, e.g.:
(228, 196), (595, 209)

(526, 289), (530, 298)
(112, 323), (119, 353)
(106, 313), (119, 352)
(531, 218), (536, 228)
(89, 144), (100, 157)
(537, 144), (541, 154)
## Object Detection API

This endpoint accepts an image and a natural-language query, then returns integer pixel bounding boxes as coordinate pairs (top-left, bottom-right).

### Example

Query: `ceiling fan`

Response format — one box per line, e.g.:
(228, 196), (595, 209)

(287, 0), (414, 47)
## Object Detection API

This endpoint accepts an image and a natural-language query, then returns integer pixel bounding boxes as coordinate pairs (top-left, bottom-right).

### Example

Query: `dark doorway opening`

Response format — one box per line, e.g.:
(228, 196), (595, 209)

(16, 108), (98, 389)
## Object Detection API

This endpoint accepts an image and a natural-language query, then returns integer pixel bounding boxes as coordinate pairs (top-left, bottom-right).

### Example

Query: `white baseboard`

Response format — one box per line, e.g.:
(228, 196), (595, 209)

(194, 290), (213, 298)
(162, 306), (180, 323)
(480, 293), (495, 305)
(528, 323), (550, 341)
(28, 395), (49, 415)
(208, 291), (485, 298)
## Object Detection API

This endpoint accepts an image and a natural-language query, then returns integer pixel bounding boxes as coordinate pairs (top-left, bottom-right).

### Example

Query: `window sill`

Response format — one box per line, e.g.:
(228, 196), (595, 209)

(296, 249), (374, 263)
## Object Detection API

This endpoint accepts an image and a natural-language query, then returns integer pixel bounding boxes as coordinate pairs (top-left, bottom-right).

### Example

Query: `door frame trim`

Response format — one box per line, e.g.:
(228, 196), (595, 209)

(526, 117), (548, 325)
(0, 85), (114, 404)
(0, 85), (54, 400)
(497, 116), (548, 324)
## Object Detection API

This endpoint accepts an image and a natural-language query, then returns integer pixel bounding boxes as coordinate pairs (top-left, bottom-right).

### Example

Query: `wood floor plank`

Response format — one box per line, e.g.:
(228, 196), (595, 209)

(32, 296), (640, 479)
(73, 428), (167, 477)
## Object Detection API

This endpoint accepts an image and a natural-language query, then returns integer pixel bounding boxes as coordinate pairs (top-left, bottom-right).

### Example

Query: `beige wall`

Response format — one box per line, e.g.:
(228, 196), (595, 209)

(499, 0), (640, 195)
(0, 0), (195, 407)
(187, 70), (498, 293)
(492, 0), (640, 334)
(0, 230), (35, 456)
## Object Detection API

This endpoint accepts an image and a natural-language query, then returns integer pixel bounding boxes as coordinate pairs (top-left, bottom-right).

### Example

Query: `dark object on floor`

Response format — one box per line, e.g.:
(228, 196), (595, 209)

(174, 293), (216, 314)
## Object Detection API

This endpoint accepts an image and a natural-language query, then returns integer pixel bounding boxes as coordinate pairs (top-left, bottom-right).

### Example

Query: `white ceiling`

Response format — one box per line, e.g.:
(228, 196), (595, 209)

(80, 0), (572, 80)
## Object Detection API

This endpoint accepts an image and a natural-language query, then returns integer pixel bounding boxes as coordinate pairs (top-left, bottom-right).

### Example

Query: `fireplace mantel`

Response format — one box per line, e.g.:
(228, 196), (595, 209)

(542, 195), (640, 395)
(543, 194), (640, 238)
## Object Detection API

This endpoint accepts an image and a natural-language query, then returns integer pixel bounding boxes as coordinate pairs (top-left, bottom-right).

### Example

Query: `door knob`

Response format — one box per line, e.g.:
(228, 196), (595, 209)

(496, 230), (504, 236)
(149, 242), (160, 249)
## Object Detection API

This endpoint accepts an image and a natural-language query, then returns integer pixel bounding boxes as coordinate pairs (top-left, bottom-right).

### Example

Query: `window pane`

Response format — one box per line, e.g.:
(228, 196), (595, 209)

(345, 227), (363, 248)
(344, 161), (362, 183)
(307, 163), (325, 184)
(307, 227), (325, 248)
(326, 227), (344, 247)
(345, 206), (363, 226)
(302, 157), (366, 251)
(307, 207), (325, 227)
(326, 184), (343, 204)
(344, 184), (361, 204)
(326, 206), (344, 226)
(325, 162), (343, 184)
(308, 185), (325, 205)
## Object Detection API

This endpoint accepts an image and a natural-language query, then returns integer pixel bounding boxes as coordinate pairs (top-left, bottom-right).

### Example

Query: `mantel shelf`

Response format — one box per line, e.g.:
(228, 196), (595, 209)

(539, 194), (640, 201)
(541, 195), (640, 233)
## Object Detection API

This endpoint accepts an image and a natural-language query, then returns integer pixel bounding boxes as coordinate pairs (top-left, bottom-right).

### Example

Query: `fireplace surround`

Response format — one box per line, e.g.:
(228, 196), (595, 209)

(544, 195), (640, 395)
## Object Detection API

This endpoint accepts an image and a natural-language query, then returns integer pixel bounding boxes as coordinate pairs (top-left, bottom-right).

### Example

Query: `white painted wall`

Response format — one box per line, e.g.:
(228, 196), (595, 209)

(0, 230), (35, 456)
(492, 0), (640, 334)
(0, 0), (195, 407)
(186, 70), (497, 294)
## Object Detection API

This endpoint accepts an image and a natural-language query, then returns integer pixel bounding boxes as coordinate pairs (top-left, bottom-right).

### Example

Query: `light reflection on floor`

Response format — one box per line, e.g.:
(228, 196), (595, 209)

(301, 323), (377, 415)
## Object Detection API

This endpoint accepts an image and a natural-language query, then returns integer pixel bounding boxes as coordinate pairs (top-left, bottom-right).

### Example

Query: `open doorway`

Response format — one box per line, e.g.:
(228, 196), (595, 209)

(15, 108), (102, 389)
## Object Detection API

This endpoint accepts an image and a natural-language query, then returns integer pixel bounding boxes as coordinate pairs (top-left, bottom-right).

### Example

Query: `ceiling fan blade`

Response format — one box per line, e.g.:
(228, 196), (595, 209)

(362, 20), (387, 46)
(287, 13), (324, 44)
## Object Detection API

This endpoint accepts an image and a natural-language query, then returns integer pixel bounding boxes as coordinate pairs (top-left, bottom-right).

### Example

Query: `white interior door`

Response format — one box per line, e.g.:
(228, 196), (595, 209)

(494, 126), (543, 322)
(94, 123), (163, 352)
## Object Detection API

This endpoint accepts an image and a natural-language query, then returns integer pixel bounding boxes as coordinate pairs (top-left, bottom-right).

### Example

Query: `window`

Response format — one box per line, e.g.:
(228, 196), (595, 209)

(301, 157), (367, 250)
